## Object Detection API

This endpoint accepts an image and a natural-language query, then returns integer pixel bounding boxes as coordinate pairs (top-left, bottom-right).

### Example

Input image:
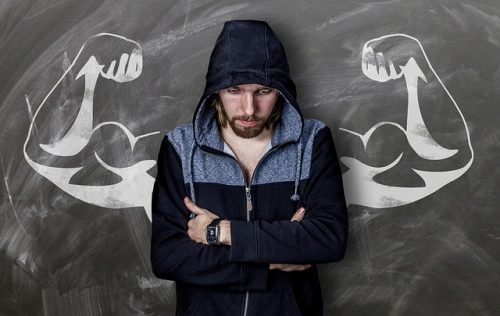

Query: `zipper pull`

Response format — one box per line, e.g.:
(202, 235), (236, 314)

(245, 186), (253, 212)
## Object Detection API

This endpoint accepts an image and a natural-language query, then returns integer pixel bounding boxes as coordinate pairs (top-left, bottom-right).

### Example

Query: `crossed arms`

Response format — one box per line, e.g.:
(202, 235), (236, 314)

(150, 126), (348, 292)
(183, 196), (310, 272)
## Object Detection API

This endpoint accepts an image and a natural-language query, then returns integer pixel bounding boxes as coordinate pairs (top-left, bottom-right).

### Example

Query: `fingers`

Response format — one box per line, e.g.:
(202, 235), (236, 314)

(297, 264), (311, 271)
(362, 46), (378, 80)
(362, 36), (414, 82)
(270, 263), (312, 272)
(186, 221), (204, 244)
(100, 50), (142, 82)
(117, 53), (129, 75)
(290, 207), (305, 222)
(363, 45), (392, 82)
(184, 197), (204, 215)
(388, 60), (399, 79)
(376, 52), (389, 79)
(101, 60), (116, 79)
(127, 48), (143, 77)
(282, 264), (311, 271)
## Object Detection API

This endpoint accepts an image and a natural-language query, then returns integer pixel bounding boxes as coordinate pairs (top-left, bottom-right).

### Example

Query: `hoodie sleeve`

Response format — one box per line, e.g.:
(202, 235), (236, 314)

(229, 126), (348, 264)
(150, 136), (269, 291)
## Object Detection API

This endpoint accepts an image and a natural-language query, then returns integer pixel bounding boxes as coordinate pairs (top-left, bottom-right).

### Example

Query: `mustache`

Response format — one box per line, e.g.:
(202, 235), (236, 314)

(232, 115), (263, 122)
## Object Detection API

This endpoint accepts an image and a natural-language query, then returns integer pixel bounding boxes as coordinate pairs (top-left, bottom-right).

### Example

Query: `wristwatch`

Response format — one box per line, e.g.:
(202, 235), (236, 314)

(206, 218), (223, 245)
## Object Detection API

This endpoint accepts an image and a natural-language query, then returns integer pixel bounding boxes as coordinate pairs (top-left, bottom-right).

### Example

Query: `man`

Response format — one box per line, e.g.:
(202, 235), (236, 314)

(151, 19), (348, 316)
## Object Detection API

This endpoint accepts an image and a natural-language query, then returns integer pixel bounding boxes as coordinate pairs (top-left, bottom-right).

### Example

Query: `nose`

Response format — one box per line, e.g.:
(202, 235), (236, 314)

(242, 92), (256, 117)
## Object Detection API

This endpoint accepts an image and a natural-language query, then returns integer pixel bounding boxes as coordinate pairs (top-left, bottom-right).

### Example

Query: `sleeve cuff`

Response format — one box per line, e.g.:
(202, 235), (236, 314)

(229, 220), (258, 263)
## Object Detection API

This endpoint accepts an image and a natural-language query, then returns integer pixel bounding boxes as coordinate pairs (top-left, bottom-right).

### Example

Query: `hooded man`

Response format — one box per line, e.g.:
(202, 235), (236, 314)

(151, 20), (348, 316)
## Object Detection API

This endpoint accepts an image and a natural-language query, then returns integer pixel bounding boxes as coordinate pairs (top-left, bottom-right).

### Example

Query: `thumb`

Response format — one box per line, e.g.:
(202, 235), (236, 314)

(184, 197), (204, 215)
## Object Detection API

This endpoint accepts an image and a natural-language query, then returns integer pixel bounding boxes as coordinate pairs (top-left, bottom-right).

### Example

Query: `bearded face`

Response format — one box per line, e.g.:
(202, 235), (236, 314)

(215, 84), (282, 139)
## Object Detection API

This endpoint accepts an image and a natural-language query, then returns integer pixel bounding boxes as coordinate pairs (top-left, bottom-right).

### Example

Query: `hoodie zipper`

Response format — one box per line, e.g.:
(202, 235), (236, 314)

(245, 186), (252, 220)
(241, 141), (293, 316)
(200, 141), (294, 316)
(243, 184), (252, 316)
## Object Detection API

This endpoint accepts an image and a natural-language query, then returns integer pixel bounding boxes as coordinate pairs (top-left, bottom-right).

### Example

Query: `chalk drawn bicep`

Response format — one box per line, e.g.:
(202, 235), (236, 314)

(341, 34), (474, 209)
(24, 33), (155, 221)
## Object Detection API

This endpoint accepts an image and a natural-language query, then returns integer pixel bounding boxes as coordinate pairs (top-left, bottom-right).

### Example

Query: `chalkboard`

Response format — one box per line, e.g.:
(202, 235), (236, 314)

(1, 0), (499, 315)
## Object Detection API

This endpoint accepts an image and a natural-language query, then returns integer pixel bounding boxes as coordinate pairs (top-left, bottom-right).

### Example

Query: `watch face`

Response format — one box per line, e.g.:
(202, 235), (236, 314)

(208, 228), (216, 237)
(207, 226), (218, 245)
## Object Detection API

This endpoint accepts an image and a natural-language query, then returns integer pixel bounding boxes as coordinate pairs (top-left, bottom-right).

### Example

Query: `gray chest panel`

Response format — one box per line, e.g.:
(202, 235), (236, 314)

(167, 119), (325, 186)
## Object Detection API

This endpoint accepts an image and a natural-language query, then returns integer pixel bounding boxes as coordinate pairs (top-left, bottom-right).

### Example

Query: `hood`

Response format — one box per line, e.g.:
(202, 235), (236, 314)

(192, 19), (304, 152)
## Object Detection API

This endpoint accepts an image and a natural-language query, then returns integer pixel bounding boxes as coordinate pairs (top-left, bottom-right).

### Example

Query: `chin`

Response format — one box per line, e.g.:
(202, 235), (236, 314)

(232, 126), (264, 139)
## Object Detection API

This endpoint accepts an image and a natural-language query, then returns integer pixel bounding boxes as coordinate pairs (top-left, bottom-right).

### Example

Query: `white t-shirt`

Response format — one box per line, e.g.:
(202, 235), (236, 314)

(222, 139), (272, 159)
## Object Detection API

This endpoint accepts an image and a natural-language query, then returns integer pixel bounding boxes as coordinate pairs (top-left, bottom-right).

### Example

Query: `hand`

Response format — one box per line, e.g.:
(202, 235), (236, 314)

(361, 34), (425, 83)
(76, 33), (143, 83)
(269, 206), (311, 272)
(99, 47), (143, 83)
(362, 46), (400, 82)
(269, 263), (311, 271)
(184, 197), (219, 244)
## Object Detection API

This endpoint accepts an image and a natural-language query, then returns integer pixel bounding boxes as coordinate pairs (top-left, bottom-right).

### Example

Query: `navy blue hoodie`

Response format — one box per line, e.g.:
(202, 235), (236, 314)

(151, 20), (348, 316)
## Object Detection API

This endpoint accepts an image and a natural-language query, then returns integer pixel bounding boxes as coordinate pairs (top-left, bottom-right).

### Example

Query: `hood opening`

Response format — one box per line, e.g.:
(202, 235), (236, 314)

(192, 20), (304, 150)
(193, 89), (302, 150)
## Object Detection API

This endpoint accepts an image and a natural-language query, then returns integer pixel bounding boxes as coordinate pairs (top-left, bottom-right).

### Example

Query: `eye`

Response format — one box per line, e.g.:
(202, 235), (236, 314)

(227, 87), (240, 94)
(258, 88), (274, 95)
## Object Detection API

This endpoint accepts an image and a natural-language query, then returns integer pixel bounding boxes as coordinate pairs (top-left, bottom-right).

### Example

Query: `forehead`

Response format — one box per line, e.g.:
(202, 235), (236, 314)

(228, 83), (271, 90)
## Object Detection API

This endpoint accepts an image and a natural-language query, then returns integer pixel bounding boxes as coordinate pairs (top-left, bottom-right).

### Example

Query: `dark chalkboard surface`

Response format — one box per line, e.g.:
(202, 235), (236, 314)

(1, 0), (499, 315)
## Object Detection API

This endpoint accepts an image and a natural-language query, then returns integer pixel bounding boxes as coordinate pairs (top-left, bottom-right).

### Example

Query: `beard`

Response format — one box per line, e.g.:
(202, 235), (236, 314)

(217, 105), (272, 139)
(228, 115), (267, 138)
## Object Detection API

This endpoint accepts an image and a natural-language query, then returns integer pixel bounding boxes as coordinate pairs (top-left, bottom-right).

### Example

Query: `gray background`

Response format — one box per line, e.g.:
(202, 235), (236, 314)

(1, 0), (499, 315)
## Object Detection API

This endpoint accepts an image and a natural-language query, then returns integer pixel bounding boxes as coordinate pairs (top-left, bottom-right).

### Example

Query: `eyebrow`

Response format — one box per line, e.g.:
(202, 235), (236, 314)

(229, 85), (271, 90)
(224, 85), (275, 92)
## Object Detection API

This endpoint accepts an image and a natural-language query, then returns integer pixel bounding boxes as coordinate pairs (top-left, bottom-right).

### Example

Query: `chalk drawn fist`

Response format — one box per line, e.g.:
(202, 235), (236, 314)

(362, 34), (424, 83)
(76, 33), (143, 83)
(99, 48), (142, 82)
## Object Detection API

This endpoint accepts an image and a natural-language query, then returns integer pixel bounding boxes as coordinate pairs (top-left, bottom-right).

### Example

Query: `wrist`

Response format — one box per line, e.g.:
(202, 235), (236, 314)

(219, 220), (231, 245)
(206, 218), (223, 245)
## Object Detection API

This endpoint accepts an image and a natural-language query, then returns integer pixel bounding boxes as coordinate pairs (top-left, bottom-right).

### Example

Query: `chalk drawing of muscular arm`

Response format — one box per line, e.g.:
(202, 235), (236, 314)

(23, 33), (158, 220)
(340, 34), (474, 208)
